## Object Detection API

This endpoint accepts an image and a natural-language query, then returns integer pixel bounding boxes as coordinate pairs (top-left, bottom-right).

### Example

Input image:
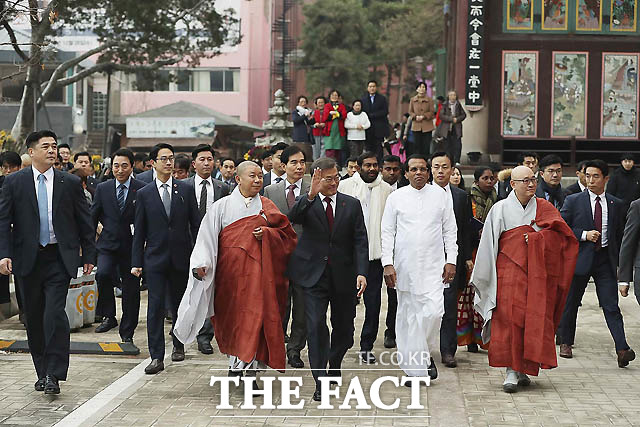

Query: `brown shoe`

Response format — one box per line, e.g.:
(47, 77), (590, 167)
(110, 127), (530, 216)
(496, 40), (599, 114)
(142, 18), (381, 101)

(441, 354), (457, 368)
(559, 344), (573, 358)
(617, 348), (636, 368)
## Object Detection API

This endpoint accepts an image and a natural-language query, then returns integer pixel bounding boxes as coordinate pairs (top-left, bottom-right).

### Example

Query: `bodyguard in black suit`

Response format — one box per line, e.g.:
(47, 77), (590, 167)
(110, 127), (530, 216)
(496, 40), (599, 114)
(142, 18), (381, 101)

(0, 130), (96, 394)
(131, 143), (201, 374)
(135, 168), (154, 184)
(182, 144), (229, 354)
(361, 80), (389, 159)
(260, 142), (288, 195)
(431, 152), (472, 368)
(287, 157), (369, 401)
(557, 159), (635, 367)
(91, 149), (145, 343)
(563, 161), (587, 197)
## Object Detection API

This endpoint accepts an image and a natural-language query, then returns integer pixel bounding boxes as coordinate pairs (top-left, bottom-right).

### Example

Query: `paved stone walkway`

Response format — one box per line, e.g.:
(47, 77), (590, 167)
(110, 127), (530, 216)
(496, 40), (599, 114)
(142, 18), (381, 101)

(1, 285), (640, 426)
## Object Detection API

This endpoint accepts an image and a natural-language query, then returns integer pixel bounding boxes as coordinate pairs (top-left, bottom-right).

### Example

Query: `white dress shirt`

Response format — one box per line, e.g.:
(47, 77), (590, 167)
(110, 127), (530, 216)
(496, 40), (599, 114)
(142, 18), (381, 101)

(194, 174), (213, 207)
(578, 181), (586, 192)
(155, 176), (173, 201)
(284, 178), (302, 199)
(271, 171), (285, 184)
(391, 181), (398, 191)
(320, 193), (337, 216)
(581, 190), (608, 246)
(32, 166), (57, 243)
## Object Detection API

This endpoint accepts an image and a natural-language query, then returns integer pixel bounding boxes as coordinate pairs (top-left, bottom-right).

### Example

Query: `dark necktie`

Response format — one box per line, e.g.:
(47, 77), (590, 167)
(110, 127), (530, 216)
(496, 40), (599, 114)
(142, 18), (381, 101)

(324, 197), (334, 232)
(275, 176), (283, 184)
(117, 183), (126, 212)
(287, 184), (296, 209)
(594, 196), (602, 249)
(199, 180), (208, 218)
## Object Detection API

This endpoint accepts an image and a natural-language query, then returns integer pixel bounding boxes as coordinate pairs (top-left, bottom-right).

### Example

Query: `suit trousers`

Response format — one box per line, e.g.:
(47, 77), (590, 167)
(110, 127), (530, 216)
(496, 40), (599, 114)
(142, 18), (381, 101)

(440, 284), (459, 357)
(285, 280), (307, 358)
(96, 250), (141, 340)
(303, 265), (356, 387)
(414, 131), (432, 156)
(146, 267), (189, 360)
(385, 287), (397, 340)
(18, 245), (71, 380)
(197, 319), (214, 345)
(559, 247), (629, 352)
(360, 260), (383, 352)
(364, 137), (383, 162)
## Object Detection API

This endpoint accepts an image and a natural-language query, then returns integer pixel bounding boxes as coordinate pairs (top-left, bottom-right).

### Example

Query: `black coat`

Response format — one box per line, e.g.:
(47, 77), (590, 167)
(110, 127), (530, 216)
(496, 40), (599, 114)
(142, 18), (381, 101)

(450, 185), (473, 290)
(0, 168), (96, 277)
(292, 110), (311, 143)
(607, 167), (640, 209)
(561, 191), (625, 276)
(136, 169), (154, 184)
(286, 192), (368, 291)
(91, 178), (146, 254)
(132, 179), (201, 272)
(535, 182), (565, 209)
(361, 93), (390, 141)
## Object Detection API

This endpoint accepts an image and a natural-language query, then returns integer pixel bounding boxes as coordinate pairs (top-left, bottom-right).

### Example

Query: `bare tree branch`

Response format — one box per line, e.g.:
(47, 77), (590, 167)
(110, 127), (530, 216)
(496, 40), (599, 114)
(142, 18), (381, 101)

(1, 18), (29, 61)
(0, 67), (27, 82)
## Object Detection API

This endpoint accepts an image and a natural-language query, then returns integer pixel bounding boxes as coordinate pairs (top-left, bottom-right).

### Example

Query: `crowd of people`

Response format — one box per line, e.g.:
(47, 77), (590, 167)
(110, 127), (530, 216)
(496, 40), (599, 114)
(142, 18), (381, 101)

(2, 127), (640, 403)
(291, 80), (467, 167)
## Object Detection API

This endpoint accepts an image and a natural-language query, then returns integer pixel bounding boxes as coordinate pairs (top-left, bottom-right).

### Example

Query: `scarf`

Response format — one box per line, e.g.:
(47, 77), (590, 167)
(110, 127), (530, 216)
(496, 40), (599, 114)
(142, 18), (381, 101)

(470, 183), (498, 223)
(339, 173), (391, 260)
(540, 179), (563, 209)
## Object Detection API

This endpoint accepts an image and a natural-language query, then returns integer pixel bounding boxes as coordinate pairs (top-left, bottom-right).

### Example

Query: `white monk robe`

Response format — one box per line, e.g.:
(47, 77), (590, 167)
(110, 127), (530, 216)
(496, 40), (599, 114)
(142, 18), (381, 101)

(470, 190), (538, 343)
(174, 187), (264, 370)
(381, 183), (458, 376)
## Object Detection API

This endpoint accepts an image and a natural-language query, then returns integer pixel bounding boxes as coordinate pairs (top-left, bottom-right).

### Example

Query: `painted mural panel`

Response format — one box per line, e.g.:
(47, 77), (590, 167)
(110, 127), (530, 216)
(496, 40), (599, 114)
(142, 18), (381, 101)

(577, 0), (602, 31)
(502, 51), (538, 137)
(542, 0), (568, 30)
(507, 0), (534, 30)
(601, 53), (639, 138)
(552, 52), (588, 137)
(611, 0), (637, 32)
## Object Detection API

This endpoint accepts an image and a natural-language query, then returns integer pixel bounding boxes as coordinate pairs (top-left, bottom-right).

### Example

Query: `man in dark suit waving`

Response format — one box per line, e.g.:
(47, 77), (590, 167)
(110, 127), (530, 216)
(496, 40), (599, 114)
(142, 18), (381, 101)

(558, 159), (635, 367)
(287, 157), (368, 401)
(361, 80), (389, 159)
(131, 143), (201, 374)
(0, 130), (96, 394)
(91, 148), (145, 345)
(182, 144), (229, 354)
(431, 151), (472, 368)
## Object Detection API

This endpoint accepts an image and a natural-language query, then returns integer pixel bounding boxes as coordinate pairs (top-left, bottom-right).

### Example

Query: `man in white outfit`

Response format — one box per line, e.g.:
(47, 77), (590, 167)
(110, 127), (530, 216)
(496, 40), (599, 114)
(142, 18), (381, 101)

(381, 154), (458, 382)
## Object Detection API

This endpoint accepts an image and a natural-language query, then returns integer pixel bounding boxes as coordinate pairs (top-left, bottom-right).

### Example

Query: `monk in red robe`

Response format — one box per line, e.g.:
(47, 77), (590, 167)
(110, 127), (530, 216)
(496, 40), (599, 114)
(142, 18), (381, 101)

(471, 166), (578, 393)
(174, 161), (297, 379)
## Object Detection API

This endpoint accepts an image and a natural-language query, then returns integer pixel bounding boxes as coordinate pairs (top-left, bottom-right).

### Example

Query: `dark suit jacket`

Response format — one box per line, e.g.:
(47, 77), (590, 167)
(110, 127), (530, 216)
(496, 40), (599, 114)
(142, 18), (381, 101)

(182, 175), (230, 216)
(450, 185), (473, 289)
(263, 177), (311, 235)
(91, 178), (146, 254)
(132, 179), (201, 272)
(0, 167), (96, 277)
(561, 190), (625, 276)
(135, 169), (154, 184)
(361, 93), (390, 141)
(564, 181), (584, 197)
(618, 199), (640, 285)
(86, 175), (98, 193)
(286, 192), (368, 291)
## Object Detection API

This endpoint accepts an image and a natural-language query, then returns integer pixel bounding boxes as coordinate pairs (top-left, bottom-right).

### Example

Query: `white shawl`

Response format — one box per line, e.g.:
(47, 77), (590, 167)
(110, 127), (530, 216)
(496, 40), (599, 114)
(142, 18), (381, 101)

(339, 173), (392, 260)
(470, 190), (539, 343)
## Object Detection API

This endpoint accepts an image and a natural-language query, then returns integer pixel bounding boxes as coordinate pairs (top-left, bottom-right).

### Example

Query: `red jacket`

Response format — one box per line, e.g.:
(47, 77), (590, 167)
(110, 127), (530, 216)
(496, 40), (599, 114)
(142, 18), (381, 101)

(322, 102), (347, 137)
(311, 109), (325, 137)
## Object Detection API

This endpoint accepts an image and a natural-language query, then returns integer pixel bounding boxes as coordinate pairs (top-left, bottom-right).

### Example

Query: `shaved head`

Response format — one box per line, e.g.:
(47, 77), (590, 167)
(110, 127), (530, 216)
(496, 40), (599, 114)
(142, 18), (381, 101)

(235, 161), (263, 197)
(511, 165), (534, 180)
(510, 165), (537, 205)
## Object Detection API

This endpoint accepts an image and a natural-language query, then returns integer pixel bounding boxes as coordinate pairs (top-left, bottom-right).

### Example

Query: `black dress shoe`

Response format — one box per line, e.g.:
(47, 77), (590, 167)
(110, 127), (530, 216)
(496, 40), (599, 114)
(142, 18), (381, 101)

(428, 358), (438, 380)
(360, 351), (377, 364)
(228, 369), (243, 377)
(44, 375), (60, 394)
(121, 337), (133, 344)
(312, 389), (322, 402)
(618, 348), (636, 368)
(145, 359), (164, 374)
(383, 335), (396, 349)
(442, 354), (457, 368)
(288, 354), (304, 368)
(198, 341), (214, 355)
(95, 317), (117, 333)
(171, 347), (185, 362)
(34, 378), (45, 392)
(467, 343), (479, 353)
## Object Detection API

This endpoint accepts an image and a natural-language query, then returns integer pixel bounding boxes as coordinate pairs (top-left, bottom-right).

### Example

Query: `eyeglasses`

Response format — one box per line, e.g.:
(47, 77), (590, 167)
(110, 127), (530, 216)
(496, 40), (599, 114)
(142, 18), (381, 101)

(512, 178), (538, 185)
(322, 175), (341, 183)
(544, 168), (562, 175)
(156, 156), (175, 163)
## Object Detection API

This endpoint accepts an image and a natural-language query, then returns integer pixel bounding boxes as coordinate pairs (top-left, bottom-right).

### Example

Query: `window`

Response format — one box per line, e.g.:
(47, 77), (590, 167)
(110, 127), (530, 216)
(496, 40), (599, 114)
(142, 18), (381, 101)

(177, 70), (192, 91)
(209, 69), (239, 92)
